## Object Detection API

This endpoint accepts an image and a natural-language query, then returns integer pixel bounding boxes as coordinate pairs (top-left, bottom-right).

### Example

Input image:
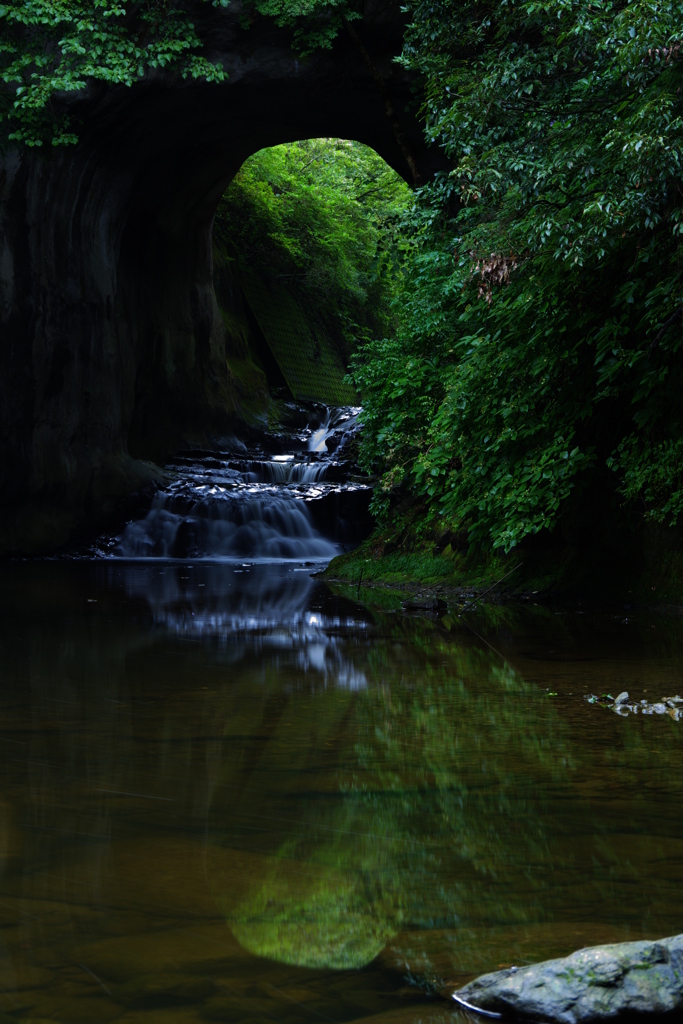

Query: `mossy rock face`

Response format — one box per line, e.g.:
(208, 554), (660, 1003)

(456, 933), (683, 1022)
(241, 276), (357, 405)
(225, 354), (270, 421)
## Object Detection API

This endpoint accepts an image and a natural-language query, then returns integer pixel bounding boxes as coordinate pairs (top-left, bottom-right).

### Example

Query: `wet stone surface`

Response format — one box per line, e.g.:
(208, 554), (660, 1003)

(88, 404), (372, 560)
(454, 933), (683, 1022)
(585, 690), (683, 719)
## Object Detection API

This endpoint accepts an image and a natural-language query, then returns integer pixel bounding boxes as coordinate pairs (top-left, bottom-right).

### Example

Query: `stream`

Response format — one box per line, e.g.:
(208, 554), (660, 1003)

(1, 406), (683, 1024)
(104, 405), (369, 562)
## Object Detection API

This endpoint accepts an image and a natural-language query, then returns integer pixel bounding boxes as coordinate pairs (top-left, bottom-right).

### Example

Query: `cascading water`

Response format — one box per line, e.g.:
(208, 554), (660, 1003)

(110, 405), (370, 562)
(308, 406), (358, 453)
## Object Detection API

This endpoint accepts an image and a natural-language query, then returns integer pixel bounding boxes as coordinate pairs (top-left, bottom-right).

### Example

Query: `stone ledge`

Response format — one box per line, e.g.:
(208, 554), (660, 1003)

(453, 934), (683, 1023)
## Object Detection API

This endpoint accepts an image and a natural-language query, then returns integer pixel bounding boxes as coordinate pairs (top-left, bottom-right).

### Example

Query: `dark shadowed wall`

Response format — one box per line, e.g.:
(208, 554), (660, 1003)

(0, 2), (445, 554)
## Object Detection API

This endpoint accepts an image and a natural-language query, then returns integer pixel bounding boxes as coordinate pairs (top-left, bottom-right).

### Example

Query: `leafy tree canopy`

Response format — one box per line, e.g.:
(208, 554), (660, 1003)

(0, 0), (228, 146)
(214, 137), (411, 353)
(239, 0), (359, 55)
(0, 0), (359, 147)
(351, 0), (683, 552)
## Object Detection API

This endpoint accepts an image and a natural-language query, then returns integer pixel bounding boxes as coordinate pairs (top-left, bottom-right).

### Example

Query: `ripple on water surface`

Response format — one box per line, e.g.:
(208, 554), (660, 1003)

(0, 562), (682, 1023)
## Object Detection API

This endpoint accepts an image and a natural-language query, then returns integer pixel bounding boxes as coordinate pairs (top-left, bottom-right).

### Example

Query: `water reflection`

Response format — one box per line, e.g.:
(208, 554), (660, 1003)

(207, 650), (567, 973)
(111, 561), (354, 629)
(0, 564), (682, 1022)
(108, 562), (370, 687)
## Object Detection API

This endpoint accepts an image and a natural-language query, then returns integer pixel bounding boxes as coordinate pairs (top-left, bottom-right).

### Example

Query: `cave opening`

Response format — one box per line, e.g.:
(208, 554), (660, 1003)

(1, 9), (446, 556)
(95, 138), (411, 561)
(210, 137), (413, 417)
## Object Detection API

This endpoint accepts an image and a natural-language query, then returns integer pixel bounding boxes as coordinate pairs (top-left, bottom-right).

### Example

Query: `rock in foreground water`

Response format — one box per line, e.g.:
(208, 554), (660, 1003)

(454, 933), (683, 1022)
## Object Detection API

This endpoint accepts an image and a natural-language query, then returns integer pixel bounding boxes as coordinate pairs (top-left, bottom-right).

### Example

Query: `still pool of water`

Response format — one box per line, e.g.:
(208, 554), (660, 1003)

(0, 561), (682, 1024)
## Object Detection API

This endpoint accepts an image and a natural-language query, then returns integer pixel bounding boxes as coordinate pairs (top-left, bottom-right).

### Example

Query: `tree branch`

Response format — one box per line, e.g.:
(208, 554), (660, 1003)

(649, 301), (683, 356)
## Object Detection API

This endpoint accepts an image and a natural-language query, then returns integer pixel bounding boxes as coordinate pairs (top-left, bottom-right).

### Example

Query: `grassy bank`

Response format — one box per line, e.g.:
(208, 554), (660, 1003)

(324, 525), (683, 607)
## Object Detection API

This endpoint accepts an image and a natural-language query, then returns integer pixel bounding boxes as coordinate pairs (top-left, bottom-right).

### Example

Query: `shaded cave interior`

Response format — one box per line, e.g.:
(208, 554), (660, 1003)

(123, 132), (408, 463)
(0, 11), (448, 554)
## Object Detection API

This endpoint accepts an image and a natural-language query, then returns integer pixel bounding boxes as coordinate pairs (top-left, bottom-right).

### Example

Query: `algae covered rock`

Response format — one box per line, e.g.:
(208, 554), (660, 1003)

(454, 933), (683, 1022)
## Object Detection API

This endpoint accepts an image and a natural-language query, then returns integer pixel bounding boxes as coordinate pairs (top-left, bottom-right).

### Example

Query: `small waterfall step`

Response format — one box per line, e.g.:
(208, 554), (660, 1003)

(101, 405), (371, 561)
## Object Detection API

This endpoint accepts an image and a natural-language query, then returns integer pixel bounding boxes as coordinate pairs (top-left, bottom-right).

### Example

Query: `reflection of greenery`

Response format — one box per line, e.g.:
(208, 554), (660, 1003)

(350, 654), (567, 916)
(207, 643), (573, 973)
(327, 580), (405, 611)
(5, 567), (683, 989)
(226, 856), (394, 969)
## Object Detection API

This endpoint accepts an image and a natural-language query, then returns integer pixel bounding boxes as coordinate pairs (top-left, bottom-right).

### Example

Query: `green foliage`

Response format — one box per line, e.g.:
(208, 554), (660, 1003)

(9, 0), (683, 560)
(241, 0), (360, 55)
(351, 0), (683, 552)
(0, 0), (367, 148)
(611, 435), (683, 526)
(215, 138), (412, 354)
(0, 0), (227, 147)
(0, 0), (365, 149)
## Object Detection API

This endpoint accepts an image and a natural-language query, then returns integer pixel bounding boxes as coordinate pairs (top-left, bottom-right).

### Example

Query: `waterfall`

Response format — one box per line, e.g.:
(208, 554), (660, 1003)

(115, 492), (338, 560)
(308, 406), (360, 454)
(112, 405), (368, 561)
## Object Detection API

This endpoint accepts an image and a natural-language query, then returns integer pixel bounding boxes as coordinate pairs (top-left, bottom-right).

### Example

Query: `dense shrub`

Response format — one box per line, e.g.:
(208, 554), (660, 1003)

(351, 0), (683, 552)
(215, 138), (411, 354)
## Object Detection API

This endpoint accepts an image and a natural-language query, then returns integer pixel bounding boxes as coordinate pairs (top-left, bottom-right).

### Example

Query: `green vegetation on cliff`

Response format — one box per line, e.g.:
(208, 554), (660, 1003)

(8, 0), (683, 590)
(214, 139), (411, 364)
(349, 0), (683, 570)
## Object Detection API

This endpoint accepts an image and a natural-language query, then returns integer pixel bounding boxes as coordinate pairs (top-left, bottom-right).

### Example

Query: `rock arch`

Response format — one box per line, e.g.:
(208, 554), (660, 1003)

(0, 3), (443, 553)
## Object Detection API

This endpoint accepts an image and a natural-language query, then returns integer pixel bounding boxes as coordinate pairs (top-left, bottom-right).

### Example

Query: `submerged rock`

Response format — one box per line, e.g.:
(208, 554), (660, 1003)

(401, 596), (447, 614)
(584, 692), (683, 720)
(453, 933), (683, 1022)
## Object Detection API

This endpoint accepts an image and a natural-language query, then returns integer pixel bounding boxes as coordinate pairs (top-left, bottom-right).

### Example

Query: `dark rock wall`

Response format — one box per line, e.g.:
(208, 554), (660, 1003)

(0, 2), (445, 554)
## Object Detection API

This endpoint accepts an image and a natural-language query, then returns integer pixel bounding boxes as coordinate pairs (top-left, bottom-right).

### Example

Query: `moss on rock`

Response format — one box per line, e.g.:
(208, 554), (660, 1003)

(455, 933), (683, 1022)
